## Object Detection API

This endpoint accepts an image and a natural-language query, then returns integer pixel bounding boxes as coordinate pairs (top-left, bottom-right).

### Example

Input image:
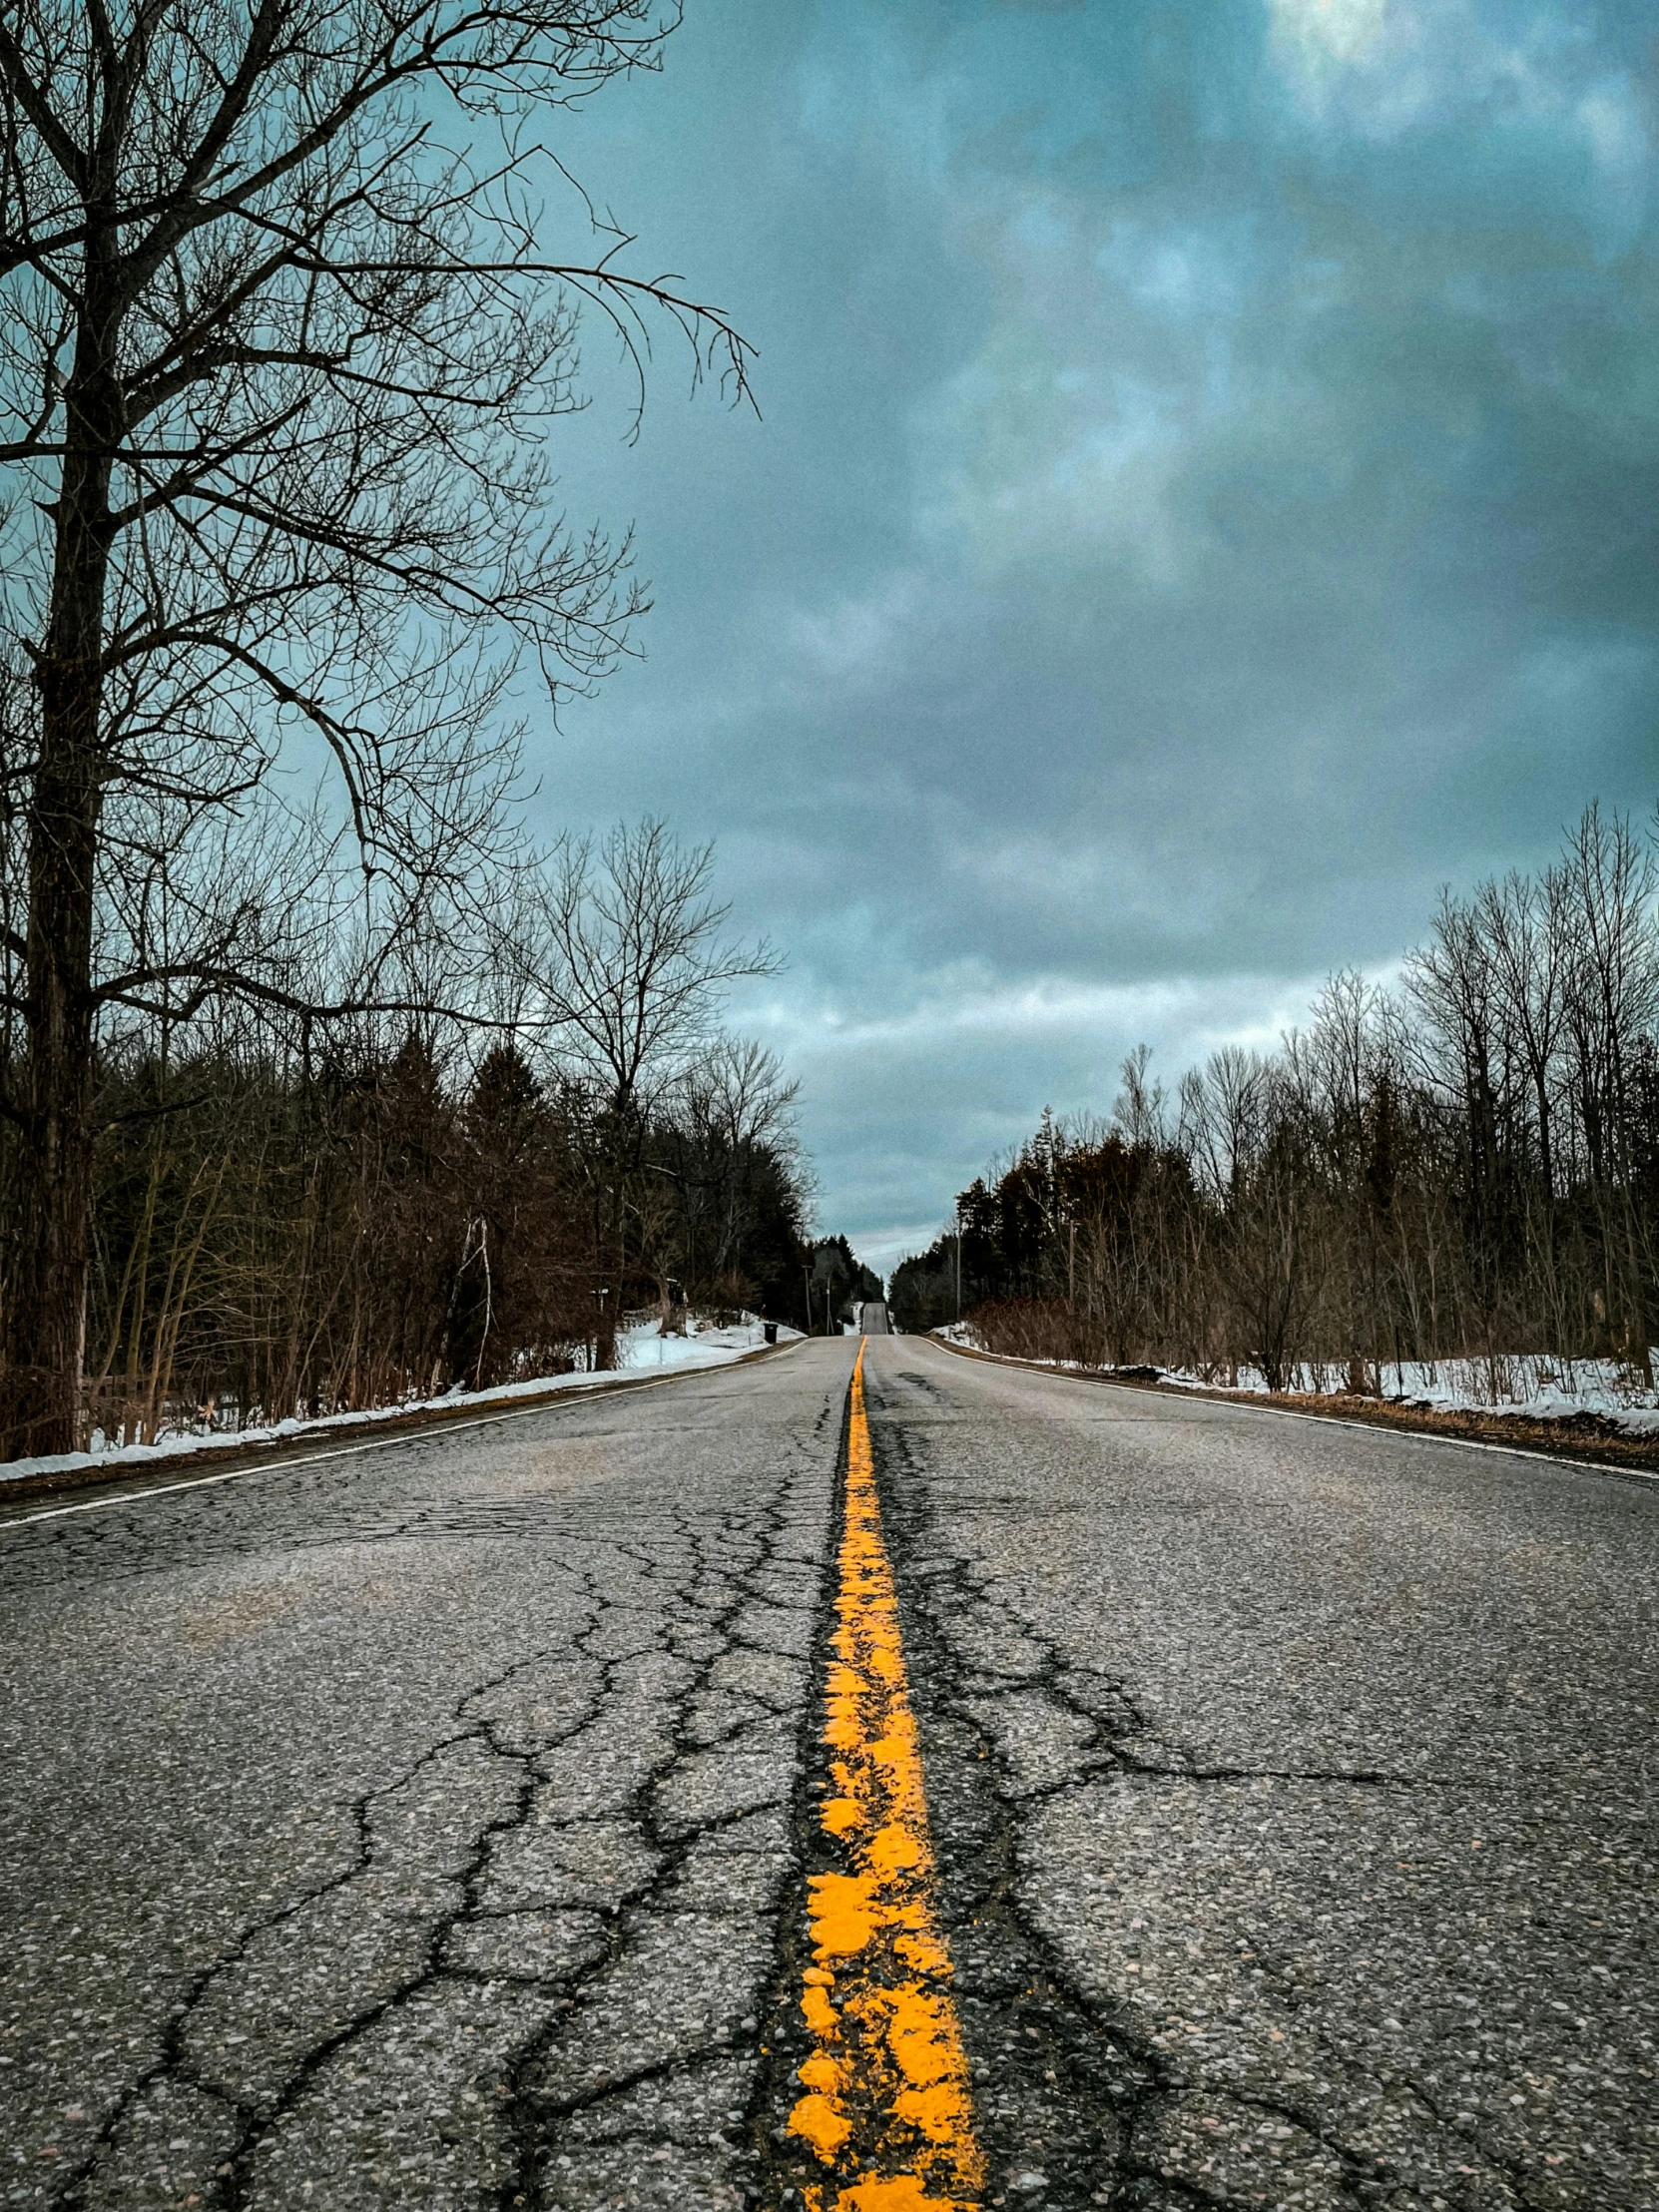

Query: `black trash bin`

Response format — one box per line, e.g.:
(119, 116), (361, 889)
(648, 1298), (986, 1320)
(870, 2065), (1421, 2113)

(763, 1322), (779, 1346)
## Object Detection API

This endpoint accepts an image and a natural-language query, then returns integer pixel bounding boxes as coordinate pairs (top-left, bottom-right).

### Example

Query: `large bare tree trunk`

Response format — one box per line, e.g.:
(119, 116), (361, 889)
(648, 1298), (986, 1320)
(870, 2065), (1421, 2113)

(3, 330), (117, 1455)
(8, 757), (101, 1454)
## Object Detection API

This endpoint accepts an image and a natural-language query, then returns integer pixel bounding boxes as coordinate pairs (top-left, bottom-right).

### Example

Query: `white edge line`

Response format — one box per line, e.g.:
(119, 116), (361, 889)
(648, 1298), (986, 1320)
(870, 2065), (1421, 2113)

(1, 1343), (805, 1532)
(923, 1336), (1659, 1490)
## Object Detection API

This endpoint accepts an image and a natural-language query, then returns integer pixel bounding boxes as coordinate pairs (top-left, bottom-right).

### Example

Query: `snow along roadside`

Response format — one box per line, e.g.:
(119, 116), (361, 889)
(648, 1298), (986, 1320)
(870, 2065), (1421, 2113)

(929, 1325), (1659, 1435)
(1, 1319), (800, 1488)
(926, 1330), (1659, 1488)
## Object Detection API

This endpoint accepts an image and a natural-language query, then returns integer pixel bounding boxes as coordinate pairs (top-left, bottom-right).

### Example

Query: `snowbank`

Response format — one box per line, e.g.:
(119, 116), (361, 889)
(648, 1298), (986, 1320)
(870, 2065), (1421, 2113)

(1, 1315), (802, 1486)
(1156, 1353), (1659, 1433)
(938, 1329), (1659, 1436)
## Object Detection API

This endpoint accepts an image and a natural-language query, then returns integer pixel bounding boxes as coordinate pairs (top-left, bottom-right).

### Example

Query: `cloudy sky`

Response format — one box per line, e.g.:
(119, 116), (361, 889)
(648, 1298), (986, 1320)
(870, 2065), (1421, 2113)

(528, 0), (1659, 1276)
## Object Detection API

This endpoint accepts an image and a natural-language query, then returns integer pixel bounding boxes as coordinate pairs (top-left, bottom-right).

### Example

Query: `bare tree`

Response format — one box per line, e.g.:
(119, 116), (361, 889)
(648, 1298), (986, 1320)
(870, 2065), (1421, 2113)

(671, 1034), (803, 1289)
(1559, 806), (1659, 1373)
(525, 820), (780, 1362)
(0, 1), (752, 1449)
(1476, 865), (1572, 1342)
(532, 822), (775, 1115)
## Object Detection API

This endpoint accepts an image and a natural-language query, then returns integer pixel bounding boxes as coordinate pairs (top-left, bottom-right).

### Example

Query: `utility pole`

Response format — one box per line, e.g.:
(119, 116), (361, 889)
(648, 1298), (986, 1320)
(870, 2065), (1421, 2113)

(955, 1211), (962, 1323)
(804, 1265), (813, 1338)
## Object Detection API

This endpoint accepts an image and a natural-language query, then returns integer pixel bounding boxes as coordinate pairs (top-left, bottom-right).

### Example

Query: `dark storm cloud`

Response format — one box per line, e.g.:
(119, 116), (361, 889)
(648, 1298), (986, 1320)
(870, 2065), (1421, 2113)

(527, 0), (1659, 1272)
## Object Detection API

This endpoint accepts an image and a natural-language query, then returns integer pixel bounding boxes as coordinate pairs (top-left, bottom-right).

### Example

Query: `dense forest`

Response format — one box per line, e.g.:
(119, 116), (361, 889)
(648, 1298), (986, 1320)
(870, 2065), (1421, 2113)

(892, 805), (1659, 1393)
(0, 821), (825, 1453)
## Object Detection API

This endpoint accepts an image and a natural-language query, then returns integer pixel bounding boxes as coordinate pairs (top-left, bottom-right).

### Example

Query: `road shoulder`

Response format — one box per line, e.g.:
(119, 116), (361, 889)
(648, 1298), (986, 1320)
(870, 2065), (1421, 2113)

(0, 1337), (803, 1524)
(924, 1331), (1659, 1485)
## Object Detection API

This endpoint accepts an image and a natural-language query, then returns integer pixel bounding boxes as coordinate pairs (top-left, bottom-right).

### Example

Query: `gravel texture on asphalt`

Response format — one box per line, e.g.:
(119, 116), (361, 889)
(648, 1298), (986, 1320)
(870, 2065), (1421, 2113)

(4, 1336), (1654, 2212)
(860, 1338), (1657, 2212)
(0, 1345), (851, 2212)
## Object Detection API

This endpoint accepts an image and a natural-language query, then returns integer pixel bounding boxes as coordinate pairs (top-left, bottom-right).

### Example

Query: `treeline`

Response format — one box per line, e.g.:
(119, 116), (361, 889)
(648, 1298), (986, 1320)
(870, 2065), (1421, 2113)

(892, 804), (1659, 1391)
(806, 1236), (884, 1338)
(1, 823), (816, 1452)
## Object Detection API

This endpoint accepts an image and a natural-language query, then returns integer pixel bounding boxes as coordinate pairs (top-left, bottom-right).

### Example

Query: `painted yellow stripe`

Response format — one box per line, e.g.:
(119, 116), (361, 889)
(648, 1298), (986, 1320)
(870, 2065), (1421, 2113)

(788, 1342), (984, 2212)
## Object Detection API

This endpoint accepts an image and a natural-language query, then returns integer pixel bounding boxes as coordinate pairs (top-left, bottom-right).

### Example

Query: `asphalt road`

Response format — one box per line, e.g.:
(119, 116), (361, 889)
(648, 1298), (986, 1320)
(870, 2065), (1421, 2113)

(1, 1339), (1654, 2212)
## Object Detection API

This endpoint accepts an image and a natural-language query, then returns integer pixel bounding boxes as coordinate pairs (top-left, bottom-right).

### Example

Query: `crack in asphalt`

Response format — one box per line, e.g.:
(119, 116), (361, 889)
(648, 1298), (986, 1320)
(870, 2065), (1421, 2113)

(0, 1432), (697, 1595)
(744, 1390), (852, 2212)
(493, 1476), (826, 2211)
(863, 1363), (1545, 2212)
(53, 1637), (586, 2210)
(13, 1346), (1639, 2210)
(8, 1373), (848, 2212)
(867, 1391), (1149, 2210)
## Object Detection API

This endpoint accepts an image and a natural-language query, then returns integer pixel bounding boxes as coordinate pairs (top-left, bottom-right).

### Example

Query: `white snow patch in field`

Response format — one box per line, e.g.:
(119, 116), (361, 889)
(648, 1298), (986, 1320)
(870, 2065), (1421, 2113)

(1, 1314), (801, 1484)
(1158, 1353), (1659, 1432)
(938, 1329), (1659, 1434)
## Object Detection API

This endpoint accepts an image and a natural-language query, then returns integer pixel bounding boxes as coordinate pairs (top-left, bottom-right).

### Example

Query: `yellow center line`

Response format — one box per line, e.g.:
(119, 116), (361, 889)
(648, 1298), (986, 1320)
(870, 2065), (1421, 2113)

(787, 1341), (985, 2212)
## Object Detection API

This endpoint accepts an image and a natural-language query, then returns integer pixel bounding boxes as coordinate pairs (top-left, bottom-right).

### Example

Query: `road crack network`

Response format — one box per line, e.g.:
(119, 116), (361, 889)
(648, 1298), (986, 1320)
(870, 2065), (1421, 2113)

(860, 1363), (1547, 2212)
(7, 1346), (1649, 2212)
(760, 1344), (982, 2212)
(3, 1375), (842, 2212)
